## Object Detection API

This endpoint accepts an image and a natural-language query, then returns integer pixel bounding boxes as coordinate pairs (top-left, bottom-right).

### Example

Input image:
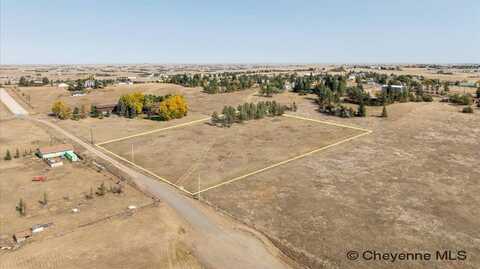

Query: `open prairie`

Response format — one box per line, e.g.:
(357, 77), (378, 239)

(0, 119), (52, 156)
(100, 115), (365, 193)
(349, 67), (480, 83)
(12, 83), (257, 115)
(201, 101), (480, 269)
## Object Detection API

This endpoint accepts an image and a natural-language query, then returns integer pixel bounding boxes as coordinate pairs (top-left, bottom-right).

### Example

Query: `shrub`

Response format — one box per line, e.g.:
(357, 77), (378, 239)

(462, 106), (474, 113)
(449, 94), (473, 105)
(422, 94), (433, 102)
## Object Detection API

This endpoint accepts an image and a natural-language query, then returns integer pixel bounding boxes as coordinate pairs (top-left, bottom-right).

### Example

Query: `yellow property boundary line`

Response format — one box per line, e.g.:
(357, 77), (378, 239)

(96, 143), (195, 195)
(95, 114), (372, 196)
(96, 117), (211, 146)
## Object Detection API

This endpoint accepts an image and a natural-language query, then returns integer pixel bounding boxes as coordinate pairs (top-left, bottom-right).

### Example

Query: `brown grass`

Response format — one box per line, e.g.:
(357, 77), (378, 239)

(101, 116), (363, 193)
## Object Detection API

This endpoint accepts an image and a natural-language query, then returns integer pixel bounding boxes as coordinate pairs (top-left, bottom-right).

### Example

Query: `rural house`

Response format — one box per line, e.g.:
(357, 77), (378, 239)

(381, 84), (406, 93)
(84, 80), (95, 88)
(93, 103), (116, 115)
(37, 144), (78, 161)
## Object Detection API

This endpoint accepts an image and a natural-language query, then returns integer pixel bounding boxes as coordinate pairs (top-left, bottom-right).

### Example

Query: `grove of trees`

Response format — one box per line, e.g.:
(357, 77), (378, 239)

(18, 76), (49, 87)
(116, 92), (188, 121)
(167, 72), (294, 95)
(211, 101), (287, 127)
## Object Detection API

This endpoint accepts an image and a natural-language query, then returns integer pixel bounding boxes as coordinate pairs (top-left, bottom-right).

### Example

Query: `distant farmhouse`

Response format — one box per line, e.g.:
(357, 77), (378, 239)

(381, 84), (406, 93)
(93, 103), (117, 115)
(84, 79), (95, 88)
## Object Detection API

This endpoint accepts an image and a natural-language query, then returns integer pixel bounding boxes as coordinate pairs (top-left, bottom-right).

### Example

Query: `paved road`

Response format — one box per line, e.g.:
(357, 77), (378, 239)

(0, 88), (29, 116)
(31, 117), (291, 269)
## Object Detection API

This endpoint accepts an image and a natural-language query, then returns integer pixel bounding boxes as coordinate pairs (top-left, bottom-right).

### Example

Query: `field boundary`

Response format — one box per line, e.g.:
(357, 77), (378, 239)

(96, 143), (195, 195)
(96, 117), (211, 146)
(95, 114), (372, 195)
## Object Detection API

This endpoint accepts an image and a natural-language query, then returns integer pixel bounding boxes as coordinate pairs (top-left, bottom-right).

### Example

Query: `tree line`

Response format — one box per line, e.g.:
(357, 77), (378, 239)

(51, 92), (188, 121)
(167, 72), (297, 95)
(211, 101), (288, 127)
(116, 92), (188, 120)
(18, 76), (50, 87)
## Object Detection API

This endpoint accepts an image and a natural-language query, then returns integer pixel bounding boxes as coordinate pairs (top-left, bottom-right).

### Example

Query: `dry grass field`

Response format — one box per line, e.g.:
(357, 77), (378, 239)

(0, 119), (53, 158)
(0, 102), (13, 120)
(0, 119), (204, 268)
(349, 67), (480, 83)
(12, 83), (257, 115)
(57, 113), (210, 144)
(0, 158), (151, 236)
(11, 84), (185, 114)
(0, 205), (203, 269)
(100, 116), (364, 193)
(3, 71), (479, 269)
(201, 101), (480, 269)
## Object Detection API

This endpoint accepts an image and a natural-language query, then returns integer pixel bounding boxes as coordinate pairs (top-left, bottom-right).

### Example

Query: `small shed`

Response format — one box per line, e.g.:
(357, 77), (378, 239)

(64, 151), (79, 162)
(47, 158), (63, 168)
(13, 230), (32, 243)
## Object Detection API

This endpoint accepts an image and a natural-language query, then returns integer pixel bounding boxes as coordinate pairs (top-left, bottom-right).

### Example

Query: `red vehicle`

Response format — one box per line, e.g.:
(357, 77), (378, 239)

(32, 176), (47, 182)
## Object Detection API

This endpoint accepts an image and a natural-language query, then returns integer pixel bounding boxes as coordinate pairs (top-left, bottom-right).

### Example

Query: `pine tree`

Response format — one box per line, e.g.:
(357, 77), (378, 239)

(357, 101), (366, 117)
(249, 103), (256, 120)
(17, 198), (26, 216)
(72, 107), (80, 120)
(14, 148), (20, 158)
(4, 150), (12, 160)
(90, 105), (98, 118)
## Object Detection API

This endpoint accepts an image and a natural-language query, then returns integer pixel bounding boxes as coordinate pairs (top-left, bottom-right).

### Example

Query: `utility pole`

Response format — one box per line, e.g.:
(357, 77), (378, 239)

(131, 144), (134, 162)
(197, 175), (201, 201)
(90, 128), (94, 144)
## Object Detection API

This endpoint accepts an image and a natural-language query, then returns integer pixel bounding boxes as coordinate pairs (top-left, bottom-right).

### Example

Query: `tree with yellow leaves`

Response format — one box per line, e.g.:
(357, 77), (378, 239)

(51, 100), (72, 120)
(155, 95), (188, 121)
(117, 92), (145, 118)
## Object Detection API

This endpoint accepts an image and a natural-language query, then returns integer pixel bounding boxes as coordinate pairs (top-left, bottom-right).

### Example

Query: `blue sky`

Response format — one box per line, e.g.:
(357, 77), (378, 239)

(1, 0), (479, 64)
